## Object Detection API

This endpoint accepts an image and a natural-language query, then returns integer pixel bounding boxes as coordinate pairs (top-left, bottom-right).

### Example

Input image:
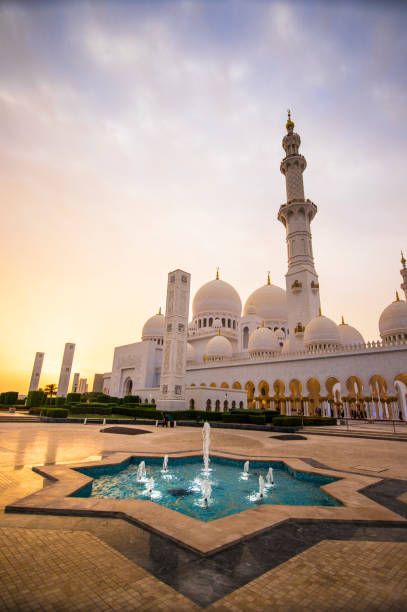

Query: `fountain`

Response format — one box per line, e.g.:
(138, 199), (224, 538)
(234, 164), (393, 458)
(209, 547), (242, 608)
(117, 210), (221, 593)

(202, 422), (210, 473)
(146, 477), (154, 496)
(201, 479), (211, 504)
(137, 461), (147, 481)
(266, 467), (274, 486)
(243, 461), (249, 474)
(103, 418), (106, 426)
(163, 455), (168, 471)
(258, 475), (265, 499)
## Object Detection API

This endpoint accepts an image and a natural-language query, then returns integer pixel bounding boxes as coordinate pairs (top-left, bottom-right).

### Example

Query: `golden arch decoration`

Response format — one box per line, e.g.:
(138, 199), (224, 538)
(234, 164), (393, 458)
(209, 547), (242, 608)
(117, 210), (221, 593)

(395, 373), (407, 386)
(210, 382), (217, 388)
(190, 383), (196, 387)
(258, 380), (270, 396)
(221, 382), (229, 389)
(200, 383), (206, 387)
(232, 381), (242, 389)
(289, 379), (302, 398)
(245, 381), (255, 409)
(326, 376), (340, 399)
(369, 375), (387, 396)
(273, 379), (285, 396)
(346, 376), (363, 398)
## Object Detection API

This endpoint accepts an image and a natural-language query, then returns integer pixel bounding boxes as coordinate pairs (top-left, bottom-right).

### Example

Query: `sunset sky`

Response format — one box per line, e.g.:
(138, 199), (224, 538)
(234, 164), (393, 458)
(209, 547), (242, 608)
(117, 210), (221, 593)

(1, 0), (406, 394)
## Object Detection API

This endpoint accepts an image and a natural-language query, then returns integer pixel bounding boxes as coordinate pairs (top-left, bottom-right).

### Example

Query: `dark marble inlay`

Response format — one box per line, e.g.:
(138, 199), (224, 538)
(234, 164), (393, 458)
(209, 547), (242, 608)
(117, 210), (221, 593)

(270, 434), (308, 440)
(100, 427), (152, 435)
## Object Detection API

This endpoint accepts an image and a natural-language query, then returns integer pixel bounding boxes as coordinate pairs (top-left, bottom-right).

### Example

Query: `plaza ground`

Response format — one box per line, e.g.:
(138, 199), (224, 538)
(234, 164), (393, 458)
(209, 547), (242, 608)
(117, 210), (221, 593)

(0, 421), (407, 610)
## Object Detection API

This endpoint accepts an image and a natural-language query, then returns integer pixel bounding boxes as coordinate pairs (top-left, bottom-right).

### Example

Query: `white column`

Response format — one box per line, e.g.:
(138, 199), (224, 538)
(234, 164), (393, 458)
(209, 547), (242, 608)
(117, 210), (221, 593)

(71, 373), (80, 393)
(28, 352), (44, 392)
(56, 343), (75, 397)
(157, 270), (191, 412)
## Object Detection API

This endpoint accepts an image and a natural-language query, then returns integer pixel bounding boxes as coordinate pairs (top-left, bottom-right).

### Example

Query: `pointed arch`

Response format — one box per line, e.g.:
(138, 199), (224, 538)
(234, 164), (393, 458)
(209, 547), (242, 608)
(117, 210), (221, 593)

(273, 379), (285, 396)
(346, 376), (363, 398)
(289, 379), (302, 398)
(210, 382), (217, 388)
(232, 381), (242, 389)
(221, 382), (229, 389)
(395, 373), (407, 386)
(369, 375), (387, 396)
(326, 376), (340, 398)
(200, 383), (206, 387)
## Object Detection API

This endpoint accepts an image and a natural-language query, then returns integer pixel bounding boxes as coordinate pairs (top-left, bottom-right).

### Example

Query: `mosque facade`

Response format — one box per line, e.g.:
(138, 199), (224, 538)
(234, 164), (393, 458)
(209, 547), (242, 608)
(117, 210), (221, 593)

(102, 114), (407, 419)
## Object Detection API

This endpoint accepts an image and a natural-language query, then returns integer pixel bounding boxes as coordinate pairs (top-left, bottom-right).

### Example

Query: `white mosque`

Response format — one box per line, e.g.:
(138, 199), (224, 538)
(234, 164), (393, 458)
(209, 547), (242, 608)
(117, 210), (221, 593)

(101, 113), (407, 420)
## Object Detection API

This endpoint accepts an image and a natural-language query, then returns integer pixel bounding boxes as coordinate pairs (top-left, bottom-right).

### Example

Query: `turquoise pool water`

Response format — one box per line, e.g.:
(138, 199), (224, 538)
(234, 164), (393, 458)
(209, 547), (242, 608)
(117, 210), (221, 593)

(74, 456), (341, 521)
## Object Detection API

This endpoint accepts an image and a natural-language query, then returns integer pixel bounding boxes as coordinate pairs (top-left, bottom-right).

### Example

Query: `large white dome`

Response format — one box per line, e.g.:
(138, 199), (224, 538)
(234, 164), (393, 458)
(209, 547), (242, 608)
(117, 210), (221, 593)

(379, 295), (407, 340)
(186, 342), (196, 362)
(142, 311), (165, 340)
(192, 277), (242, 317)
(338, 319), (365, 346)
(248, 325), (279, 353)
(206, 333), (233, 360)
(243, 281), (287, 322)
(304, 313), (342, 349)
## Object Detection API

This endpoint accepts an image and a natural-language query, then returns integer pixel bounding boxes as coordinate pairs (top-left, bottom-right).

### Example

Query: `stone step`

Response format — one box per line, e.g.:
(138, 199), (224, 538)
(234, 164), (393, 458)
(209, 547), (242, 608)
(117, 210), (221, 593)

(0, 416), (41, 423)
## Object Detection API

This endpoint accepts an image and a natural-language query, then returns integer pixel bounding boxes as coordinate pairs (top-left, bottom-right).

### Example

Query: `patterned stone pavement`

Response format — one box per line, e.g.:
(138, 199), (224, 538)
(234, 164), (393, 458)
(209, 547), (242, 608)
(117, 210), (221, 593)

(0, 423), (406, 610)
(0, 527), (406, 611)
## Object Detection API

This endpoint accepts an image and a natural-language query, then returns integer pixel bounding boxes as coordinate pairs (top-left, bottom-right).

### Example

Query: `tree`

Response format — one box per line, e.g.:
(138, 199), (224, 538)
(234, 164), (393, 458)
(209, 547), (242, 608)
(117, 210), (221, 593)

(44, 384), (58, 398)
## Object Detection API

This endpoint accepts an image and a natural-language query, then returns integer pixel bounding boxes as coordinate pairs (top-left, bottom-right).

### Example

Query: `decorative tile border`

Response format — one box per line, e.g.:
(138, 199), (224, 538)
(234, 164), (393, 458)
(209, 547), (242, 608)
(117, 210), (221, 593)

(5, 451), (405, 555)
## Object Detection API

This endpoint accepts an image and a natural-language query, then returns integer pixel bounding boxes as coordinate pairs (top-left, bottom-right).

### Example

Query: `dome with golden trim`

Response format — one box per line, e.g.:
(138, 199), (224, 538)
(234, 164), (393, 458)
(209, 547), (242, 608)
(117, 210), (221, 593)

(304, 312), (342, 349)
(205, 333), (233, 360)
(248, 325), (279, 355)
(243, 278), (287, 322)
(379, 294), (407, 340)
(142, 310), (165, 340)
(192, 276), (242, 317)
(338, 317), (364, 346)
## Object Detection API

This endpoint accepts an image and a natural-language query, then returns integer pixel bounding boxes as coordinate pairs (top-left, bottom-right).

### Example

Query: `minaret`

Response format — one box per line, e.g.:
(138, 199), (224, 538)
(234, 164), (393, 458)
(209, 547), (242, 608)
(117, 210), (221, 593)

(400, 251), (407, 301)
(28, 352), (44, 392)
(56, 343), (75, 397)
(157, 269), (191, 412)
(278, 112), (320, 347)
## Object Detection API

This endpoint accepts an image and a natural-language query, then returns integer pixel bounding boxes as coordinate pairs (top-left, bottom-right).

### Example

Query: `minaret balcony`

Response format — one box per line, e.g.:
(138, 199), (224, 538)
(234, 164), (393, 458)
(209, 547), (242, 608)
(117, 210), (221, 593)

(291, 280), (303, 294)
(311, 281), (319, 293)
(294, 323), (305, 337)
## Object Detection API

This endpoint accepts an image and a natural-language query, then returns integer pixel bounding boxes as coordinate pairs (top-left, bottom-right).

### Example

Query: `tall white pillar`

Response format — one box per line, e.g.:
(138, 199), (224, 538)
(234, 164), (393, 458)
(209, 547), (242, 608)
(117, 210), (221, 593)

(157, 269), (191, 412)
(278, 112), (320, 350)
(56, 343), (75, 397)
(28, 352), (44, 392)
(71, 373), (80, 392)
(400, 251), (407, 301)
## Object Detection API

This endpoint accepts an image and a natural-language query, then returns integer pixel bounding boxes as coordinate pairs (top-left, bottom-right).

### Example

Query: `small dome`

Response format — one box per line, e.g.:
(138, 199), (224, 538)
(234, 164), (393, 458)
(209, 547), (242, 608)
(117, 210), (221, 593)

(186, 343), (196, 362)
(304, 313), (342, 349)
(142, 311), (165, 340)
(192, 277), (241, 317)
(206, 333), (233, 360)
(379, 295), (407, 340)
(281, 338), (291, 354)
(243, 282), (287, 322)
(338, 319), (365, 346)
(248, 325), (279, 354)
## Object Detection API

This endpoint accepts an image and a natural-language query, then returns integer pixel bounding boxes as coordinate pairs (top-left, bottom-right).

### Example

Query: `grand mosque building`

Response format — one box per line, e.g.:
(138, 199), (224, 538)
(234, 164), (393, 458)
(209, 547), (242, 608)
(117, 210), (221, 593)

(101, 114), (407, 419)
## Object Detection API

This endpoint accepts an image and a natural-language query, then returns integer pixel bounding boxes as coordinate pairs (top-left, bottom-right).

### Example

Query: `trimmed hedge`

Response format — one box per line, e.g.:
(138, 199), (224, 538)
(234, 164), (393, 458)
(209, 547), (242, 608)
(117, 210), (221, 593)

(26, 390), (46, 407)
(69, 404), (113, 416)
(0, 391), (18, 405)
(55, 397), (66, 407)
(28, 408), (69, 418)
(272, 416), (337, 427)
(66, 393), (81, 404)
(45, 408), (69, 418)
(123, 395), (141, 404)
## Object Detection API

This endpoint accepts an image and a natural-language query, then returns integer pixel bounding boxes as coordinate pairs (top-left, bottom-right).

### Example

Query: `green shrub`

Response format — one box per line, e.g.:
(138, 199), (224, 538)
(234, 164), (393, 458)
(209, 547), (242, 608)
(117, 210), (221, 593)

(249, 414), (266, 424)
(222, 413), (250, 423)
(45, 408), (69, 418)
(303, 417), (336, 426)
(45, 397), (56, 406)
(272, 416), (302, 426)
(123, 395), (141, 404)
(66, 393), (81, 404)
(26, 390), (46, 407)
(55, 397), (66, 407)
(29, 408), (43, 415)
(89, 393), (111, 403)
(68, 404), (113, 416)
(0, 391), (19, 405)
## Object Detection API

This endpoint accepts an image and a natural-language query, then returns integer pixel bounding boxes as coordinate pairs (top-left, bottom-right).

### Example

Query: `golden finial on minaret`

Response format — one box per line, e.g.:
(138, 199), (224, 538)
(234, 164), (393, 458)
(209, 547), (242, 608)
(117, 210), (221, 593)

(396, 291), (400, 302)
(267, 271), (271, 286)
(216, 267), (219, 280)
(286, 108), (294, 131)
(318, 306), (322, 316)
(261, 320), (265, 327)
(401, 251), (406, 267)
(341, 315), (345, 325)
(218, 329), (221, 336)
(158, 307), (162, 315)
